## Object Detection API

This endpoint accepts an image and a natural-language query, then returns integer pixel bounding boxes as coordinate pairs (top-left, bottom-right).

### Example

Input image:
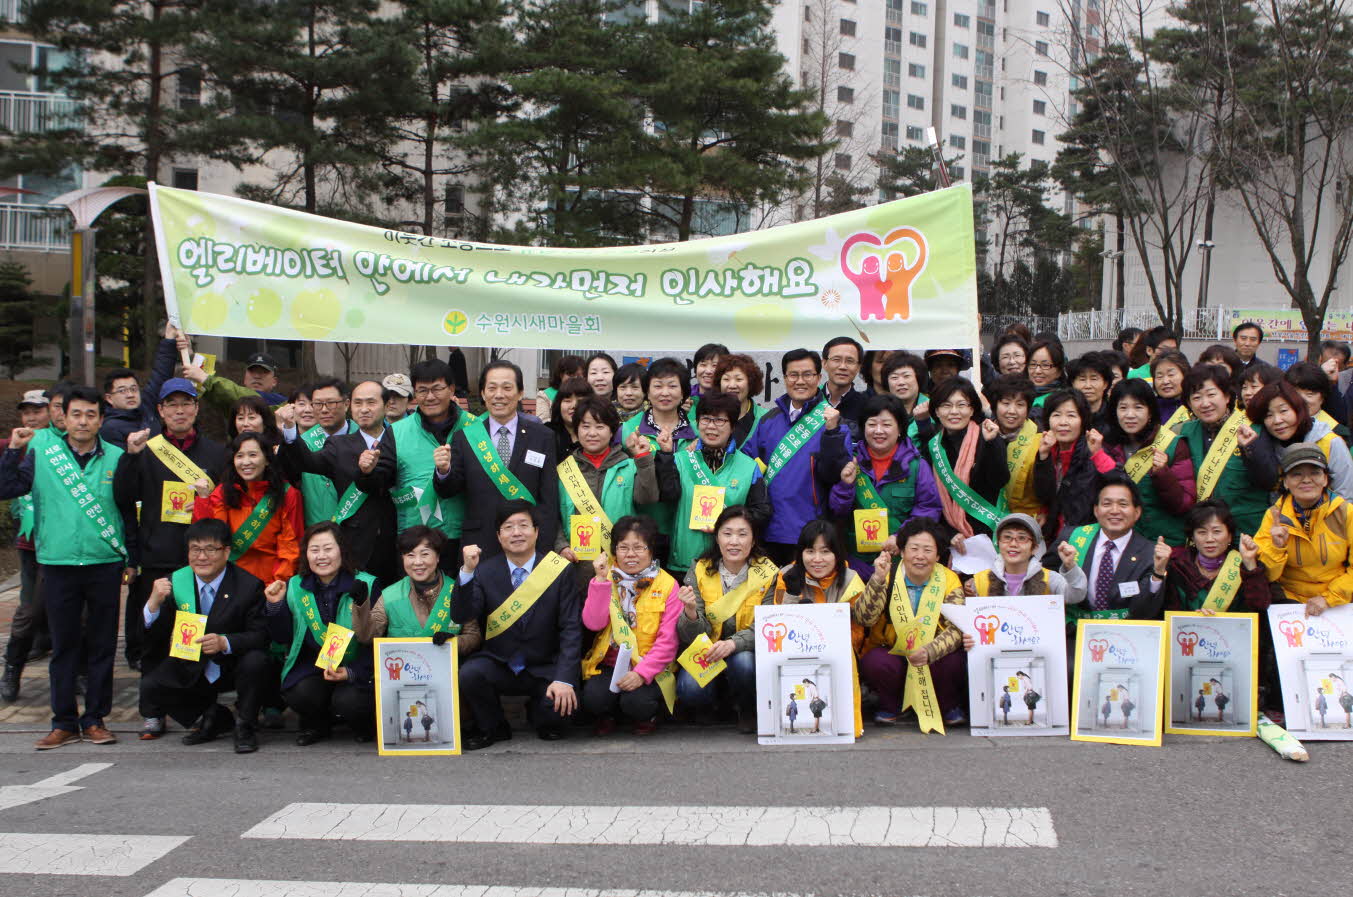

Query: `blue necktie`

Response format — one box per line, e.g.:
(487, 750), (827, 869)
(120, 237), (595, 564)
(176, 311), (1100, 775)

(511, 566), (526, 589)
(199, 583), (220, 684)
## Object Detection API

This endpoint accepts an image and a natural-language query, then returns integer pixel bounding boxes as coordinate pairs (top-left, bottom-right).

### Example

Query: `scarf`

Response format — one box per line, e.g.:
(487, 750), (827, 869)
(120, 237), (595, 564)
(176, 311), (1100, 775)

(1196, 553), (1226, 572)
(701, 444), (728, 471)
(612, 560), (661, 618)
(934, 422), (981, 539)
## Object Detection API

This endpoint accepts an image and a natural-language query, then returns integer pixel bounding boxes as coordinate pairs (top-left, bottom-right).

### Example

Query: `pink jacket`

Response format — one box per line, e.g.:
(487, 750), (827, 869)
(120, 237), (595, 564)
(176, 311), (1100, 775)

(583, 577), (682, 683)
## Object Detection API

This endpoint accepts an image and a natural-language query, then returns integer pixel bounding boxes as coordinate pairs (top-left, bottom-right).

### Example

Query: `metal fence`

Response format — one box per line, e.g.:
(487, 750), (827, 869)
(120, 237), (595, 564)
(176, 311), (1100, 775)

(0, 203), (69, 251)
(0, 91), (81, 134)
(0, 0), (23, 23)
(980, 314), (1058, 339)
(1058, 307), (1228, 342)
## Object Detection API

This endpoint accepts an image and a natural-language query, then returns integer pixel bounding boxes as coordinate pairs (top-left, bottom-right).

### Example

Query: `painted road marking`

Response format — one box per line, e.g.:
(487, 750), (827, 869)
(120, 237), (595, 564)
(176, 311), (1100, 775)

(143, 879), (822, 897)
(0, 762), (114, 812)
(0, 832), (187, 876)
(243, 804), (1057, 848)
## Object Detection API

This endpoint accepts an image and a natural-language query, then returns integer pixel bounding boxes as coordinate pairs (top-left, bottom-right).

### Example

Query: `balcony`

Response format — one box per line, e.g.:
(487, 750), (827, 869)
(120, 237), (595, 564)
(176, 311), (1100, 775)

(0, 203), (70, 251)
(976, 63), (994, 80)
(974, 123), (992, 139)
(977, 33), (994, 50)
(885, 39), (902, 56)
(0, 0), (25, 23)
(887, 7), (902, 24)
(0, 91), (81, 133)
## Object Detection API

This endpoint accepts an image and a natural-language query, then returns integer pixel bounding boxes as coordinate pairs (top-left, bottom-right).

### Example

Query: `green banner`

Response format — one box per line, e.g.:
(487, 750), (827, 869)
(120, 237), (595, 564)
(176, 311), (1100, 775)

(149, 183), (979, 351)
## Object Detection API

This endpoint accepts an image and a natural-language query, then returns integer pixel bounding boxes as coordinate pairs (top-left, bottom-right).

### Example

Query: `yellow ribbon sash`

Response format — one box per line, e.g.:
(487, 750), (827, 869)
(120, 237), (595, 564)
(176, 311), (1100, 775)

(1195, 409), (1247, 501)
(485, 552), (570, 639)
(699, 557), (779, 639)
(1201, 551), (1244, 612)
(607, 577), (677, 713)
(1124, 427), (1177, 483)
(148, 435), (211, 523)
(1163, 404), (1192, 433)
(559, 456), (613, 551)
(887, 567), (948, 735)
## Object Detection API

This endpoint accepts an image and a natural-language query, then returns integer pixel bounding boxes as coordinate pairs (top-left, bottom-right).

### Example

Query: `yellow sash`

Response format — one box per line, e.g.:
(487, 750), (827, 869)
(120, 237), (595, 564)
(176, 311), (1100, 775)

(148, 435), (212, 523)
(1124, 428), (1177, 483)
(1195, 409), (1247, 501)
(1201, 551), (1244, 612)
(1163, 404), (1192, 433)
(697, 558), (779, 639)
(484, 552), (570, 639)
(559, 456), (614, 548)
(607, 577), (677, 713)
(1004, 420), (1039, 510)
(147, 434), (211, 485)
(885, 567), (948, 734)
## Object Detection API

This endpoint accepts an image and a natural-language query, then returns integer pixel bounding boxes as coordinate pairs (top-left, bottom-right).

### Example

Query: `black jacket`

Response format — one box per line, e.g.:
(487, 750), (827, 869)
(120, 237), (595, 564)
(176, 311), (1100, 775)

(1032, 437), (1101, 543)
(98, 338), (179, 448)
(143, 562), (268, 688)
(434, 416), (560, 555)
(453, 550), (583, 686)
(114, 430), (228, 570)
(282, 428), (397, 585)
(915, 420), (1010, 538)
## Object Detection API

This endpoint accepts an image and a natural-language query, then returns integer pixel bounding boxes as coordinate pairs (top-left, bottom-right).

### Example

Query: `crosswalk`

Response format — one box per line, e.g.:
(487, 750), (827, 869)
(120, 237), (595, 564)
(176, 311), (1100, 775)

(144, 881), (821, 897)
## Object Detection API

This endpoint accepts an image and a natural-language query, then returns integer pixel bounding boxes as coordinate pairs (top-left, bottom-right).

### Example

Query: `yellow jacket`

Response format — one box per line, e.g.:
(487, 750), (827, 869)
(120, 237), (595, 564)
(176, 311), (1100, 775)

(1255, 494), (1353, 605)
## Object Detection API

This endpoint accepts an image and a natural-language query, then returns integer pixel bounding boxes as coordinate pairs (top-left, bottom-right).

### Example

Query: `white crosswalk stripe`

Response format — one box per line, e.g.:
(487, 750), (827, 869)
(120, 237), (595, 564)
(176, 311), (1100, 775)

(0, 762), (114, 812)
(143, 880), (822, 897)
(243, 803), (1058, 848)
(0, 832), (188, 876)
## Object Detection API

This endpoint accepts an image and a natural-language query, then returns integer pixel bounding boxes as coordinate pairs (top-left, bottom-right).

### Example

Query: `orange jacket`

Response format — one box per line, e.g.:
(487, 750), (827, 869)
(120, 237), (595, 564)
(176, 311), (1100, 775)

(193, 480), (304, 584)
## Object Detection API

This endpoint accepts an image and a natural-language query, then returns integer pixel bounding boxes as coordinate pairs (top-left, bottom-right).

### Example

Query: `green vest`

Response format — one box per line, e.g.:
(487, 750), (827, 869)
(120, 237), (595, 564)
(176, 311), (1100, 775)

(298, 422), (355, 526)
(391, 411), (474, 537)
(29, 436), (126, 566)
(1178, 418), (1267, 535)
(669, 450), (758, 571)
(619, 415), (694, 538)
(1132, 441), (1187, 546)
(278, 571), (376, 681)
(382, 576), (460, 637)
(557, 457), (639, 530)
(852, 460), (919, 561)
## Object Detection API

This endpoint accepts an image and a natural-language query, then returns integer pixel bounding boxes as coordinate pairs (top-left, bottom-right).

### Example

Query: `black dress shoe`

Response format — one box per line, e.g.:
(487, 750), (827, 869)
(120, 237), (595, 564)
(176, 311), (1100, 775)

(295, 728), (329, 746)
(0, 664), (20, 703)
(463, 733), (498, 751)
(183, 706), (233, 745)
(234, 723), (258, 754)
(536, 727), (564, 741)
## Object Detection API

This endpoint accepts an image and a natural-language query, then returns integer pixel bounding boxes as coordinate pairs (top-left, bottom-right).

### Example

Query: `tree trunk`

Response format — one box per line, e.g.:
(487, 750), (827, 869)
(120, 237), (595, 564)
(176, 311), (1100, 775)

(423, 25), (437, 236)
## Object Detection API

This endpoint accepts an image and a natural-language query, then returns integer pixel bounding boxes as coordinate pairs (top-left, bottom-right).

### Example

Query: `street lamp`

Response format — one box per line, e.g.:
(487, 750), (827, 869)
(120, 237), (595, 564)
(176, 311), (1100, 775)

(1197, 239), (1216, 310)
(1101, 248), (1124, 311)
(49, 186), (147, 386)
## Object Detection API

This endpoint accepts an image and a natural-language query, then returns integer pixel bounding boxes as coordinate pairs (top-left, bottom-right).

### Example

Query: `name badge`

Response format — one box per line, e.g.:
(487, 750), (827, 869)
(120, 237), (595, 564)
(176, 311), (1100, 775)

(524, 449), (546, 468)
(1119, 581), (1140, 598)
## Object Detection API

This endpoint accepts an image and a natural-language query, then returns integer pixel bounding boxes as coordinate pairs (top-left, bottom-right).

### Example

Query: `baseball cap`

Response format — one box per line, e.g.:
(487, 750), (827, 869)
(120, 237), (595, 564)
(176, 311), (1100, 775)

(1279, 442), (1329, 477)
(158, 378), (199, 401)
(382, 373), (413, 397)
(17, 390), (49, 408)
(924, 349), (972, 371)
(994, 512), (1046, 557)
(246, 352), (279, 373)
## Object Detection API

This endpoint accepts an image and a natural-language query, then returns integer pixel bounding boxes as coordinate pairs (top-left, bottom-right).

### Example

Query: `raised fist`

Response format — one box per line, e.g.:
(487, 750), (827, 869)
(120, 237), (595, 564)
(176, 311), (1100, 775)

(274, 403), (296, 429)
(265, 580), (287, 604)
(433, 443), (452, 474)
(8, 427), (34, 451)
(1038, 429), (1057, 459)
(624, 429), (649, 456)
(358, 447), (380, 474)
(592, 554), (611, 582)
(1057, 540), (1079, 571)
(1085, 428), (1103, 454)
(981, 418), (1001, 441)
(840, 459), (859, 485)
(461, 543), (481, 574)
(127, 428), (152, 454)
(822, 405), (841, 432)
(1269, 523), (1290, 550)
(1239, 533), (1259, 569)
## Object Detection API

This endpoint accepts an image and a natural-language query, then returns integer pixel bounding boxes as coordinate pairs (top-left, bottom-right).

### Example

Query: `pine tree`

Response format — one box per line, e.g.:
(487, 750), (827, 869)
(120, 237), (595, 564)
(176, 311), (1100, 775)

(0, 261), (42, 378)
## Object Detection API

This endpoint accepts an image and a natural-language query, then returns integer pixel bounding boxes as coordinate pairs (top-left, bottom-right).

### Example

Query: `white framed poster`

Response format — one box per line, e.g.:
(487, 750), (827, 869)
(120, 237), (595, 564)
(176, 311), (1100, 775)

(754, 603), (856, 745)
(1268, 604), (1353, 741)
(1164, 612), (1258, 737)
(373, 638), (461, 756)
(1070, 619), (1166, 747)
(941, 596), (1069, 736)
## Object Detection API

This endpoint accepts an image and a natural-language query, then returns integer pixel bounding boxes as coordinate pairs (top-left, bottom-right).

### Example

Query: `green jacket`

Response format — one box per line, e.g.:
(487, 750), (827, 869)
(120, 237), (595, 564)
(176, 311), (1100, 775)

(390, 410), (475, 538)
(28, 436), (127, 566)
(1179, 417), (1267, 535)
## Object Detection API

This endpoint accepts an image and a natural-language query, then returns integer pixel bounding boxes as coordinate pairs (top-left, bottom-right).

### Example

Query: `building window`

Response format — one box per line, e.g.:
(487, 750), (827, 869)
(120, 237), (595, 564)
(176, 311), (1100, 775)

(953, 43), (969, 59)
(802, 37), (810, 54)
(907, 93), (925, 110)
(1033, 99), (1046, 115)
(840, 18), (856, 36)
(909, 62), (926, 78)
(835, 153), (852, 171)
(882, 121), (899, 149)
(839, 52), (856, 70)
(836, 120), (854, 138)
(883, 89), (900, 118)
(1034, 70), (1048, 86)
(951, 104), (967, 119)
(952, 73), (968, 89)
(177, 68), (201, 109)
(951, 165), (965, 179)
(950, 134), (966, 149)
(1036, 10), (1051, 25)
(804, 5), (811, 20)
(911, 1), (927, 14)
(445, 183), (465, 215)
(954, 12), (970, 27)
(909, 31), (927, 48)
(1035, 40), (1049, 55)
(884, 58), (902, 87)
(1032, 129), (1045, 144)
(838, 85), (855, 103)
(906, 125), (925, 141)
(171, 168), (198, 190)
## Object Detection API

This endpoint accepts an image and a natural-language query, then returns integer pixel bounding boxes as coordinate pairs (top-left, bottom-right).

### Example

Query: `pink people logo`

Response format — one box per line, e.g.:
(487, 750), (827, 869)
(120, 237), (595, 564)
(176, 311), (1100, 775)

(840, 228), (929, 321)
(974, 614), (1000, 646)
(576, 525), (594, 549)
(698, 495), (718, 518)
(170, 491), (189, 512)
(179, 620), (199, 647)
(761, 622), (787, 653)
(325, 636), (344, 665)
(693, 648), (713, 671)
(1177, 631), (1199, 657)
(1088, 638), (1110, 663)
(1279, 619), (1304, 648)
(904, 626), (920, 650)
(385, 657), (405, 681)
(862, 518), (882, 543)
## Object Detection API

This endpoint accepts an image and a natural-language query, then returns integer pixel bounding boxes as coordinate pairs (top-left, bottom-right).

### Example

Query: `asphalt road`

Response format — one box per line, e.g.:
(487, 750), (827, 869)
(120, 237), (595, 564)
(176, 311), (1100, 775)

(0, 725), (1335, 897)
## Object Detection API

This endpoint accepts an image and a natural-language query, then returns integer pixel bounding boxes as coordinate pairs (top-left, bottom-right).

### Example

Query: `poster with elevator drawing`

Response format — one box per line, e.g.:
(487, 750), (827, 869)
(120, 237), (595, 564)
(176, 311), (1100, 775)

(941, 596), (1068, 736)
(1269, 604), (1353, 741)
(1164, 612), (1258, 737)
(373, 637), (461, 756)
(1070, 619), (1166, 746)
(754, 603), (856, 744)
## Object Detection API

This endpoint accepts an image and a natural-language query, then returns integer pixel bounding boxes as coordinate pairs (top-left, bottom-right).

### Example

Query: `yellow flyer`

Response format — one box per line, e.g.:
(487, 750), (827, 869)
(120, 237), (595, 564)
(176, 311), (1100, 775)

(194, 352), (217, 375)
(853, 508), (888, 552)
(676, 632), (727, 687)
(688, 485), (726, 532)
(315, 623), (355, 672)
(160, 481), (196, 524)
(169, 611), (208, 662)
(570, 514), (601, 561)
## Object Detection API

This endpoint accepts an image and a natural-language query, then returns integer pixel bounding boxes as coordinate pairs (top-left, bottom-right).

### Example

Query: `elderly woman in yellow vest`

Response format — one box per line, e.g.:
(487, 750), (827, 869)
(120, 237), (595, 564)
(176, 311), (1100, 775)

(1254, 443), (1353, 617)
(855, 518), (967, 730)
(656, 391), (769, 574)
(263, 521), (377, 745)
(673, 506), (778, 733)
(965, 513), (1087, 600)
(580, 515), (683, 735)
(351, 525), (482, 653)
(555, 395), (660, 587)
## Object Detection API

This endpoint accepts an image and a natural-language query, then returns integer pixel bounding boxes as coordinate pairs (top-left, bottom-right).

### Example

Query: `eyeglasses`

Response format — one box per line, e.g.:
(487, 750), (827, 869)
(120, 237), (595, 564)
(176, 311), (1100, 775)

(615, 543), (650, 556)
(188, 545), (226, 557)
(311, 399), (346, 409)
(498, 521), (535, 533)
(784, 371), (819, 382)
(698, 416), (731, 428)
(936, 401), (973, 412)
(109, 386), (138, 396)
(1028, 361), (1057, 371)
(414, 385), (450, 398)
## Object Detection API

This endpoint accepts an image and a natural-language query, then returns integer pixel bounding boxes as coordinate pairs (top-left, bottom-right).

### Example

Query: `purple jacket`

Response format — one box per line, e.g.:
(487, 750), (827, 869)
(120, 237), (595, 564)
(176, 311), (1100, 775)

(827, 437), (942, 524)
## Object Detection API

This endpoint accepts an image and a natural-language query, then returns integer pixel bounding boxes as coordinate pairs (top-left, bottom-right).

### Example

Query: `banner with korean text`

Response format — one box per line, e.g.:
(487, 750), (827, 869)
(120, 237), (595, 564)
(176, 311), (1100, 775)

(149, 182), (978, 352)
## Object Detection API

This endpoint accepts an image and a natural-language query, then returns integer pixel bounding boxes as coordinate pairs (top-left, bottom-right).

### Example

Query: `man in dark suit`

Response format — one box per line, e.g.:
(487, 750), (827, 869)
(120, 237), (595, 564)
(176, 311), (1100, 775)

(138, 518), (272, 753)
(281, 380), (398, 586)
(454, 500), (581, 750)
(1044, 473), (1167, 627)
(434, 360), (560, 556)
